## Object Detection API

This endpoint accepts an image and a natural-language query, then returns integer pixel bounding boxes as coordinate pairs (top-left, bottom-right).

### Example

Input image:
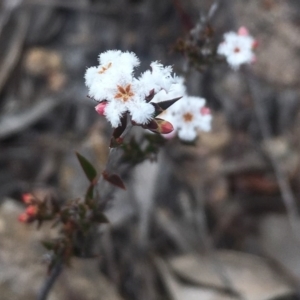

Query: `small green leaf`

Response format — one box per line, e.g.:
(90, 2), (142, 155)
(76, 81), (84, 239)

(42, 240), (54, 250)
(93, 212), (110, 223)
(76, 152), (97, 182)
(85, 183), (94, 202)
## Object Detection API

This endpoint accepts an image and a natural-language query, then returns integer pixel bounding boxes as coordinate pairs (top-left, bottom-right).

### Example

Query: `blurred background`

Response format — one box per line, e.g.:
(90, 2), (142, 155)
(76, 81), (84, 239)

(1, 0), (300, 299)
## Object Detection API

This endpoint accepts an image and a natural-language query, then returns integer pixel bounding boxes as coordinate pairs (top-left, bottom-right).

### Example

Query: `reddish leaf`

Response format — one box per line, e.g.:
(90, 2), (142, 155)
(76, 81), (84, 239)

(142, 119), (159, 131)
(112, 113), (128, 139)
(102, 170), (126, 190)
(145, 89), (155, 102)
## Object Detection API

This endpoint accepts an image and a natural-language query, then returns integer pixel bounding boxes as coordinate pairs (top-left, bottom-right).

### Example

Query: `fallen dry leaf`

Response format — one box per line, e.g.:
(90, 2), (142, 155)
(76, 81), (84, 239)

(169, 250), (294, 300)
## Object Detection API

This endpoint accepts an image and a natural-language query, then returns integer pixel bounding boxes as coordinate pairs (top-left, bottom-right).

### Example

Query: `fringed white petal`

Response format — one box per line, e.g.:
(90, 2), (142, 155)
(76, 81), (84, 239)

(129, 102), (155, 125)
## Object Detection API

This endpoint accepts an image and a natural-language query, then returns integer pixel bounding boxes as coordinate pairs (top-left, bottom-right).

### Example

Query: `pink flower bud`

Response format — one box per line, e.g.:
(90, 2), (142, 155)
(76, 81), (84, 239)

(143, 118), (174, 134)
(252, 40), (259, 49)
(200, 107), (211, 115)
(238, 26), (249, 36)
(22, 193), (34, 204)
(251, 55), (257, 64)
(95, 102), (107, 116)
(18, 213), (29, 223)
(25, 205), (38, 217)
(159, 120), (174, 134)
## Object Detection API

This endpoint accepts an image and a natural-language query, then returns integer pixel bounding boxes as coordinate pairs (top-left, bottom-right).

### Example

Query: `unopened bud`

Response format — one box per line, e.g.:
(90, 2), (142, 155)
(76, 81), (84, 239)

(25, 205), (38, 217)
(142, 118), (174, 134)
(238, 26), (249, 36)
(18, 213), (29, 223)
(200, 107), (211, 115)
(22, 193), (34, 204)
(159, 120), (174, 134)
(252, 40), (259, 49)
(95, 102), (107, 116)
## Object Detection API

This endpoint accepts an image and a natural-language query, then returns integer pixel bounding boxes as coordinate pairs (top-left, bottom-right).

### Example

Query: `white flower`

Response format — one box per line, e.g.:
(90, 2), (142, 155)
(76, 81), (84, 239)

(160, 95), (212, 142)
(98, 50), (140, 71)
(102, 79), (153, 127)
(151, 76), (186, 104)
(139, 62), (179, 97)
(217, 27), (256, 70)
(85, 50), (139, 96)
(85, 50), (180, 128)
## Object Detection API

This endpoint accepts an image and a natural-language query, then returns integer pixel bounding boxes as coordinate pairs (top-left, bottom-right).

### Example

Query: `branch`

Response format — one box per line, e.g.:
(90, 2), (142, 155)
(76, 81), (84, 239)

(246, 70), (300, 246)
(207, 0), (220, 21)
(23, 0), (141, 15)
(0, 9), (30, 94)
(96, 122), (134, 209)
(0, 97), (61, 139)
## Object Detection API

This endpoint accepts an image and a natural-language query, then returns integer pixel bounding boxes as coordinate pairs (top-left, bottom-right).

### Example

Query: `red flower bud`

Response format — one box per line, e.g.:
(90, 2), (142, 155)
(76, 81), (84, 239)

(159, 120), (174, 134)
(142, 118), (174, 134)
(95, 102), (107, 116)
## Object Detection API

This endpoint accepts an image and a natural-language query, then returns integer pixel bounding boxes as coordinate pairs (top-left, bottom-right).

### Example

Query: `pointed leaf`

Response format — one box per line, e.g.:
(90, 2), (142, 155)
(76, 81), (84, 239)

(151, 103), (164, 117)
(93, 212), (110, 223)
(156, 96), (182, 110)
(145, 89), (155, 102)
(112, 113), (128, 139)
(42, 240), (55, 250)
(76, 152), (97, 182)
(85, 183), (94, 201)
(102, 170), (126, 190)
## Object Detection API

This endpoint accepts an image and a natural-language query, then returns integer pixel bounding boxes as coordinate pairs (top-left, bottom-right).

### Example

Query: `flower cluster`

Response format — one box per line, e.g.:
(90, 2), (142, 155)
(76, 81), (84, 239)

(217, 27), (257, 70)
(85, 50), (180, 129)
(157, 80), (212, 142)
(18, 193), (58, 224)
(18, 193), (40, 223)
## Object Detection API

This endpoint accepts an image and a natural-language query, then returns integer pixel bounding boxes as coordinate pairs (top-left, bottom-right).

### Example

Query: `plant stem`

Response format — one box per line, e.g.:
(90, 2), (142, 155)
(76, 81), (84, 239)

(37, 260), (63, 300)
(246, 70), (300, 246)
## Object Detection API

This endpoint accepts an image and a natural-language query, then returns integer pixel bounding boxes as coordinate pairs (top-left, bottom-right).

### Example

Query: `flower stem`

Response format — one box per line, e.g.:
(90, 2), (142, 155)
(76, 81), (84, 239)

(37, 260), (63, 300)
